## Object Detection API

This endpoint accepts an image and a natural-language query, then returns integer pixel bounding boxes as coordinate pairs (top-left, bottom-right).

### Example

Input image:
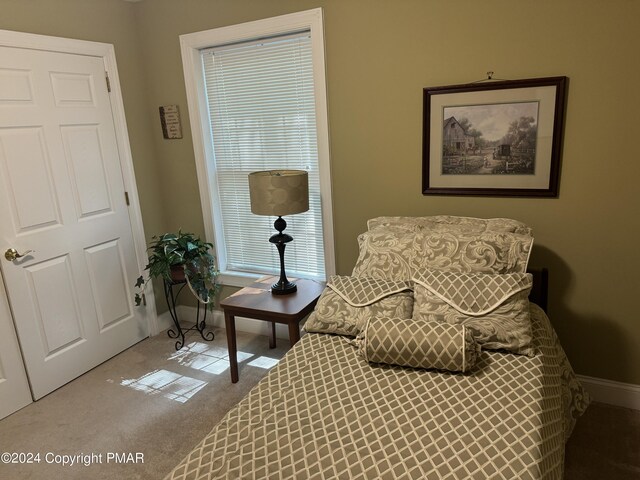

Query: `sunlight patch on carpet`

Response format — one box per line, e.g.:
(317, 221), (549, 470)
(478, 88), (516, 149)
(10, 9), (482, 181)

(121, 369), (207, 403)
(166, 341), (277, 374)
(247, 356), (280, 369)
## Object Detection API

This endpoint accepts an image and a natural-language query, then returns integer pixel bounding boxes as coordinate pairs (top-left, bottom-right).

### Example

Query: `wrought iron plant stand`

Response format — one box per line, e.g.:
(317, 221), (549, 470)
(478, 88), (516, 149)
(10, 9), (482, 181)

(164, 277), (214, 350)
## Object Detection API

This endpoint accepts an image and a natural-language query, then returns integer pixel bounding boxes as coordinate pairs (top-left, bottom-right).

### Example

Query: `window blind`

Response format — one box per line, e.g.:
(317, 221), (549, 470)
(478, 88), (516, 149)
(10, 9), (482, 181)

(201, 32), (326, 280)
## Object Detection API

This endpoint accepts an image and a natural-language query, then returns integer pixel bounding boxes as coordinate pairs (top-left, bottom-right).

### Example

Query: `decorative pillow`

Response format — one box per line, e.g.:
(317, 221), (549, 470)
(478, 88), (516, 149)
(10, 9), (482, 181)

(352, 228), (416, 280)
(412, 271), (535, 356)
(303, 276), (413, 336)
(352, 229), (533, 280)
(367, 215), (533, 236)
(414, 231), (533, 275)
(355, 316), (480, 373)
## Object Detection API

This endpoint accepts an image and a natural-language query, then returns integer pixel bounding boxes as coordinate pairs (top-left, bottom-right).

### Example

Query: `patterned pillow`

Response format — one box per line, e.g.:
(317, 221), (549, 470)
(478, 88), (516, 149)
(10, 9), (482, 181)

(352, 229), (533, 280)
(355, 316), (480, 373)
(303, 276), (413, 337)
(412, 271), (535, 356)
(352, 229), (416, 280)
(367, 215), (533, 236)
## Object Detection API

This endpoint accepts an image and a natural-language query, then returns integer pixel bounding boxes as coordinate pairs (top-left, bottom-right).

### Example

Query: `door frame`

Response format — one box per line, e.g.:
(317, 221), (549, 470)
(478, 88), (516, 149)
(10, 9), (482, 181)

(0, 29), (158, 335)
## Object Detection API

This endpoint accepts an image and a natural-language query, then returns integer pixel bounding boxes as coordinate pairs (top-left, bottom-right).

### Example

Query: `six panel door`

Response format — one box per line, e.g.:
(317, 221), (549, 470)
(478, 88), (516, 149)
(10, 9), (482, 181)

(0, 45), (148, 400)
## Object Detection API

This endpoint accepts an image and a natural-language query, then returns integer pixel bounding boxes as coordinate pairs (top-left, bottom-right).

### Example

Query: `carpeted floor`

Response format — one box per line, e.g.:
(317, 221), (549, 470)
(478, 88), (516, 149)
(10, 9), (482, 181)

(0, 327), (638, 479)
(0, 327), (290, 480)
(564, 400), (640, 479)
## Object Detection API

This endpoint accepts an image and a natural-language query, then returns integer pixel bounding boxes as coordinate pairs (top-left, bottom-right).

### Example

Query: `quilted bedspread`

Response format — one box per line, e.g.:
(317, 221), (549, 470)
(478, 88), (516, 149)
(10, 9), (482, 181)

(165, 304), (588, 480)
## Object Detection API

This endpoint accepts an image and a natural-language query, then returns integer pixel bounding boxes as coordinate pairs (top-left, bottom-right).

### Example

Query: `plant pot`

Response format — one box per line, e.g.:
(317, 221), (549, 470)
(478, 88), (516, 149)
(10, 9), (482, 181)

(170, 264), (186, 282)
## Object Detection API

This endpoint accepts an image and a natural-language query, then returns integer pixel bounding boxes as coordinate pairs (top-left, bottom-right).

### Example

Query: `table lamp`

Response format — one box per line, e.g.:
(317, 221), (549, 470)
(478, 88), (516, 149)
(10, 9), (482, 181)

(248, 170), (309, 295)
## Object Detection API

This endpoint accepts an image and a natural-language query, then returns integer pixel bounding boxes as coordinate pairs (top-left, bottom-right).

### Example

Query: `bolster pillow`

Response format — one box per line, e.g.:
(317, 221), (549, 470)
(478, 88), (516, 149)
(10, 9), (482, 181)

(357, 317), (480, 373)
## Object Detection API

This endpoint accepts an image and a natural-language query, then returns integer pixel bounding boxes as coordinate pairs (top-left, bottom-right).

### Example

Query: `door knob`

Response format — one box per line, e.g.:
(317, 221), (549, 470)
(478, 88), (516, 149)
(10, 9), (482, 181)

(4, 248), (34, 261)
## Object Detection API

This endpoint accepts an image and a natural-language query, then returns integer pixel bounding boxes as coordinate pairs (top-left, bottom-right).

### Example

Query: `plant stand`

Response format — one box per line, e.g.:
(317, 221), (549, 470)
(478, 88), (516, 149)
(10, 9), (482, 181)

(164, 278), (214, 350)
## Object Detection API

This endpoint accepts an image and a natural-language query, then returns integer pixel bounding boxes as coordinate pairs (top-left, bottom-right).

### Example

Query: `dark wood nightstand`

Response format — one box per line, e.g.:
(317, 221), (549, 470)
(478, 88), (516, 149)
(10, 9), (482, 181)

(219, 276), (325, 383)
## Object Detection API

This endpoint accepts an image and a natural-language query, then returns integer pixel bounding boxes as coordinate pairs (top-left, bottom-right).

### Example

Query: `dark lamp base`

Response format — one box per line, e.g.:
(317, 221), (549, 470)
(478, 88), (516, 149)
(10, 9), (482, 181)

(268, 215), (298, 295)
(271, 280), (297, 295)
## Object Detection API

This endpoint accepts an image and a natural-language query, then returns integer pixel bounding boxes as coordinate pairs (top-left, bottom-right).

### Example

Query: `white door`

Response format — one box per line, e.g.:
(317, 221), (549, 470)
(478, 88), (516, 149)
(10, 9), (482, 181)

(0, 271), (32, 418)
(0, 44), (149, 400)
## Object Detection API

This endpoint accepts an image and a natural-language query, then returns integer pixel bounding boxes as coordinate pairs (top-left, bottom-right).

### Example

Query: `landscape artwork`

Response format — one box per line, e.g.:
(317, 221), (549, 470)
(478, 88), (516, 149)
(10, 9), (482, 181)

(441, 102), (539, 175)
(423, 76), (567, 197)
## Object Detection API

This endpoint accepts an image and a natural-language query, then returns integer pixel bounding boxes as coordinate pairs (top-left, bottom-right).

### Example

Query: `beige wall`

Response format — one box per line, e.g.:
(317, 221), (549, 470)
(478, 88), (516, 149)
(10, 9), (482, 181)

(2, 0), (639, 385)
(0, 0), (169, 311)
(0, 0), (166, 239)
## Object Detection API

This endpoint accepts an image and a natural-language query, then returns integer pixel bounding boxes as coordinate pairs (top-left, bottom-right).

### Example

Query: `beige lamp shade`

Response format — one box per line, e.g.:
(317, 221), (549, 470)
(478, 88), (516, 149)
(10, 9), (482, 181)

(248, 170), (309, 216)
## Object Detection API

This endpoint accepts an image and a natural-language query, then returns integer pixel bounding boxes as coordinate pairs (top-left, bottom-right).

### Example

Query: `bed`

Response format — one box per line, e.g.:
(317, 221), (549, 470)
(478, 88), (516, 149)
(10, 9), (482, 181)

(165, 216), (589, 480)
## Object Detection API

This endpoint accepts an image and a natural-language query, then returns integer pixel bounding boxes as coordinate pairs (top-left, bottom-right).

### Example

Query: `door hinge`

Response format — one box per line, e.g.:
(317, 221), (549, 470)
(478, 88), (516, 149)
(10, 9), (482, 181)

(125, 191), (130, 206)
(105, 72), (111, 93)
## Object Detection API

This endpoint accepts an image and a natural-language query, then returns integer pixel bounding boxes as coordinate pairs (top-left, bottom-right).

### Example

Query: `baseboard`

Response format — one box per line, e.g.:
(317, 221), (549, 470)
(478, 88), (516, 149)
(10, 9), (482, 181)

(157, 306), (292, 341)
(577, 375), (640, 411)
(157, 309), (639, 411)
(156, 310), (174, 332)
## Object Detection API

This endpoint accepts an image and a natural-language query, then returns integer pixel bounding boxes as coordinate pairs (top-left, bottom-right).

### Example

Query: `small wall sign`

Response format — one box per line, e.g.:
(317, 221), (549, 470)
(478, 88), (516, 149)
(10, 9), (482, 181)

(159, 105), (183, 139)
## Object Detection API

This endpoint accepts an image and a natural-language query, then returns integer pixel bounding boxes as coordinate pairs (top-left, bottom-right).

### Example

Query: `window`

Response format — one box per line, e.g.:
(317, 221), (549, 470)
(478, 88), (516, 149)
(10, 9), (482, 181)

(180, 9), (334, 286)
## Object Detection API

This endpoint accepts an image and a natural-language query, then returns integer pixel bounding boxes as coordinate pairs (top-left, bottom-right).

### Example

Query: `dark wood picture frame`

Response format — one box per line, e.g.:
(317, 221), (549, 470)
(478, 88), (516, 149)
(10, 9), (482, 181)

(423, 76), (567, 197)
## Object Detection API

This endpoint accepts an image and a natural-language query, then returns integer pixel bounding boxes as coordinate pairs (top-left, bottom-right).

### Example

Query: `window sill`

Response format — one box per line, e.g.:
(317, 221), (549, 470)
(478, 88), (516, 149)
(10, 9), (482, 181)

(217, 270), (325, 288)
(217, 271), (263, 288)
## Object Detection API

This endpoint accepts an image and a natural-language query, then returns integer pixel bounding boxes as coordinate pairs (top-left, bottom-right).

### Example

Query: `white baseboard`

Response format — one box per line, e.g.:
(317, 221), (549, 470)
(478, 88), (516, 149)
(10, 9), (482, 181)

(577, 375), (640, 411)
(156, 309), (174, 332)
(156, 310), (639, 411)
(156, 306), (293, 341)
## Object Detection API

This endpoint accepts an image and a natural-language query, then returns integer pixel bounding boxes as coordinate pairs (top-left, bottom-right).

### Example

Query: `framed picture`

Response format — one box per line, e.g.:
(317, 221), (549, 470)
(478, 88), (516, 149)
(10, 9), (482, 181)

(423, 76), (567, 197)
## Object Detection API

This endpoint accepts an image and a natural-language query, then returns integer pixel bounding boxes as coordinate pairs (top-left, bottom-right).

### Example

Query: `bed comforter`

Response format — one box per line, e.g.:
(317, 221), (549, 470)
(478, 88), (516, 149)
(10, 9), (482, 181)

(165, 304), (588, 480)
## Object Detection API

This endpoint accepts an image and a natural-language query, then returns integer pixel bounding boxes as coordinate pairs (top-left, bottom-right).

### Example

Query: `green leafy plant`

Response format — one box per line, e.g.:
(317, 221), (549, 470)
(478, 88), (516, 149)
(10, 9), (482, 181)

(134, 231), (219, 309)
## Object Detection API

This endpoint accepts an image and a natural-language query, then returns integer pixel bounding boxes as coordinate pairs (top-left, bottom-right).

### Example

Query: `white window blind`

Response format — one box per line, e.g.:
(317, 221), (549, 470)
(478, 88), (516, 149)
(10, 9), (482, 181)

(201, 32), (326, 280)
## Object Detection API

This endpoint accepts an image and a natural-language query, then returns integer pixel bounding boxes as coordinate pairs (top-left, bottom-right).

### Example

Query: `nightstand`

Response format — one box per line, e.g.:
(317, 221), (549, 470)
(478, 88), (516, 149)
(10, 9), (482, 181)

(219, 276), (325, 383)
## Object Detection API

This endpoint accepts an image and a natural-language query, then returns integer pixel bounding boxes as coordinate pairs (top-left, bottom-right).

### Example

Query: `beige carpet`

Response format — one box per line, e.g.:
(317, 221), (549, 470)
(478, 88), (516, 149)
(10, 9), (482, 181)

(0, 327), (289, 480)
(0, 327), (638, 479)
(565, 401), (640, 479)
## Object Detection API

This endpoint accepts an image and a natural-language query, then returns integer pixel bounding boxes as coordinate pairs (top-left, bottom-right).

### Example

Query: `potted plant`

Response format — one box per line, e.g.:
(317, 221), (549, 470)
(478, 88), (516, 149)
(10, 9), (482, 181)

(134, 231), (219, 309)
